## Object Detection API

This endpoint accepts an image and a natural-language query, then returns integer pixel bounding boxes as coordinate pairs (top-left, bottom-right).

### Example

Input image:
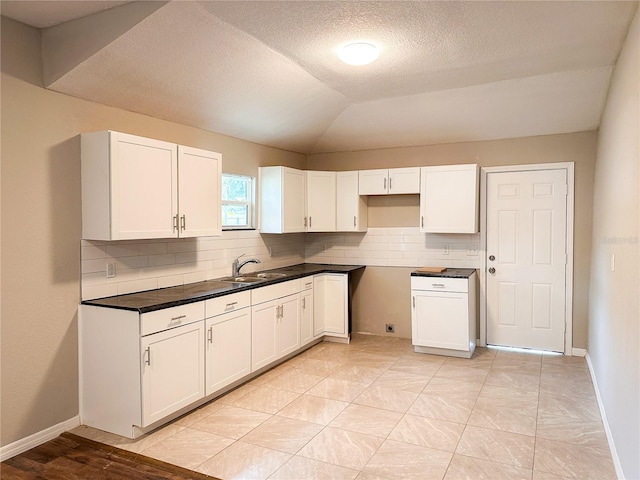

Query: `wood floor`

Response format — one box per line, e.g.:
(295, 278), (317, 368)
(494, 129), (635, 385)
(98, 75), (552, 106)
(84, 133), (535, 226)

(0, 433), (221, 480)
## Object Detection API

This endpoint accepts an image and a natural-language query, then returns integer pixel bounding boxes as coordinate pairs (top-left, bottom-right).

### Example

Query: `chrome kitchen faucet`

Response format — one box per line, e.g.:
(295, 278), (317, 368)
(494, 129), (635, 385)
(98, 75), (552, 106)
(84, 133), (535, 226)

(233, 254), (260, 277)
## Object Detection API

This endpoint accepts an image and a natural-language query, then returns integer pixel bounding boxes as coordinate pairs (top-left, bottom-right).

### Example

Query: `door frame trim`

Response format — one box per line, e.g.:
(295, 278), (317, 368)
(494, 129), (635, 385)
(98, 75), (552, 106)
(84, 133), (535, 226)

(479, 162), (575, 354)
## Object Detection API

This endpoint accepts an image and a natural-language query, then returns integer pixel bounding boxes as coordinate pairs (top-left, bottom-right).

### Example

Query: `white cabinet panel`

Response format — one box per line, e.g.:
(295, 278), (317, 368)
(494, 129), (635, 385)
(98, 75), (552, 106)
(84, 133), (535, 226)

(177, 146), (222, 237)
(306, 171), (336, 232)
(336, 171), (367, 232)
(279, 294), (301, 357)
(300, 280), (314, 346)
(259, 166), (306, 233)
(251, 299), (279, 371)
(205, 308), (251, 395)
(358, 169), (389, 195)
(141, 321), (205, 426)
(420, 164), (479, 233)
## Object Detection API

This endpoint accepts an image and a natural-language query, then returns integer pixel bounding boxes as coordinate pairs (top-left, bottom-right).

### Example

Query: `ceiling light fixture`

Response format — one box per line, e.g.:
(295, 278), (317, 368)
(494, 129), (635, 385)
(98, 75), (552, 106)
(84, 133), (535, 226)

(338, 42), (379, 66)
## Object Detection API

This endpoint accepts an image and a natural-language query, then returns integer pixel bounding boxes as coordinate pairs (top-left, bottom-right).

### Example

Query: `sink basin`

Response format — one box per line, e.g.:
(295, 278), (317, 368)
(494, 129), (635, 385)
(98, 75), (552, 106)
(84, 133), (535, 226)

(256, 272), (288, 279)
(218, 276), (267, 284)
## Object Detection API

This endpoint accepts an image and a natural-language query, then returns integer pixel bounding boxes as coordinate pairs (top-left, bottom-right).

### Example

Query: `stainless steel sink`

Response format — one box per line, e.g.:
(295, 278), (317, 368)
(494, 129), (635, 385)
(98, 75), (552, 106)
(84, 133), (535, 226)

(218, 276), (267, 284)
(255, 272), (288, 279)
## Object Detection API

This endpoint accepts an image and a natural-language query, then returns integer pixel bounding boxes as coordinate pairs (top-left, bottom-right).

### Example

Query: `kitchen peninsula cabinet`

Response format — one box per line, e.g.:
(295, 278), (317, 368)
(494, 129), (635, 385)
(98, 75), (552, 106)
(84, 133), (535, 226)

(300, 278), (315, 346)
(314, 273), (348, 341)
(336, 171), (368, 232)
(259, 166), (306, 233)
(81, 131), (221, 240)
(358, 167), (420, 195)
(204, 292), (251, 395)
(419, 164), (479, 233)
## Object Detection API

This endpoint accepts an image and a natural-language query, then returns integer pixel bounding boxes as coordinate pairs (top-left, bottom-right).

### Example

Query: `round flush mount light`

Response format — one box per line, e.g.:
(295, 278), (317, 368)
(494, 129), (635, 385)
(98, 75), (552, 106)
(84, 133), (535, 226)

(338, 42), (379, 66)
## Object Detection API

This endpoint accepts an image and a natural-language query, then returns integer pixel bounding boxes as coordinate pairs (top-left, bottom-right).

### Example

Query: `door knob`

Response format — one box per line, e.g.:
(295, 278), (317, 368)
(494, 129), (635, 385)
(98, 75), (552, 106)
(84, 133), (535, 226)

(489, 255), (495, 261)
(488, 267), (496, 274)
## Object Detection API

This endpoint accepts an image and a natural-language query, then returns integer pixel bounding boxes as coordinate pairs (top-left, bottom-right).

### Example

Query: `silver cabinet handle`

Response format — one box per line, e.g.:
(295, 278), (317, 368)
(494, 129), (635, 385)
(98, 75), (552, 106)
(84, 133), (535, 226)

(170, 314), (186, 325)
(226, 301), (238, 309)
(432, 283), (446, 288)
(305, 282), (312, 288)
(302, 297), (306, 309)
(144, 346), (151, 366)
(354, 216), (356, 227)
(309, 216), (312, 228)
(208, 326), (213, 344)
(412, 296), (415, 308)
(389, 177), (392, 190)
(421, 216), (424, 228)
(180, 214), (186, 231)
(304, 216), (307, 227)
(383, 177), (387, 190)
(173, 214), (179, 232)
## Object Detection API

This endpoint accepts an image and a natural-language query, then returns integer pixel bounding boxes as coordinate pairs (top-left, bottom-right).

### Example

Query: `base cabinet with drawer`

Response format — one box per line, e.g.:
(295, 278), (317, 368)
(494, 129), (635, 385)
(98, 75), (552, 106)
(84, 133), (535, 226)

(299, 278), (315, 346)
(204, 292), (251, 396)
(411, 272), (477, 358)
(80, 301), (206, 438)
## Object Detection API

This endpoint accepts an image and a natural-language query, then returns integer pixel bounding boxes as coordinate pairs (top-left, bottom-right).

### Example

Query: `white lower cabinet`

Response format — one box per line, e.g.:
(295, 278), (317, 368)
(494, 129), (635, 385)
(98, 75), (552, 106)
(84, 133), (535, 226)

(205, 308), (251, 396)
(141, 322), (205, 426)
(411, 274), (477, 358)
(251, 283), (301, 371)
(314, 273), (348, 340)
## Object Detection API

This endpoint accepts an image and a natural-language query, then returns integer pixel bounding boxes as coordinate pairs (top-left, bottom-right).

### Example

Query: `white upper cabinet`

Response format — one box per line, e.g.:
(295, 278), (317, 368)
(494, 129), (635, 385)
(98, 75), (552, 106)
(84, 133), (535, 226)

(358, 167), (420, 195)
(336, 171), (367, 232)
(177, 146), (222, 238)
(306, 171), (336, 232)
(259, 166), (306, 233)
(420, 164), (479, 233)
(81, 131), (222, 240)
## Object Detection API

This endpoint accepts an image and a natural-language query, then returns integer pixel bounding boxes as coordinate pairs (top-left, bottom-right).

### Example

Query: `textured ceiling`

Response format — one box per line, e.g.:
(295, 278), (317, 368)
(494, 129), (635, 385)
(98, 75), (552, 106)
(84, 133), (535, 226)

(3, 1), (638, 154)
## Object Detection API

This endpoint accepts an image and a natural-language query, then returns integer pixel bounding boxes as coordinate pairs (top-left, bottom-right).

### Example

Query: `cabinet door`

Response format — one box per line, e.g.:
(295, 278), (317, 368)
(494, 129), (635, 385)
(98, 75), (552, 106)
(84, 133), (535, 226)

(205, 308), (251, 396)
(337, 171), (367, 232)
(251, 300), (278, 371)
(278, 294), (300, 357)
(420, 164), (479, 233)
(177, 146), (222, 238)
(112, 132), (178, 239)
(323, 274), (348, 335)
(300, 285), (314, 346)
(411, 290), (469, 351)
(141, 322), (204, 427)
(388, 167), (420, 194)
(358, 169), (388, 195)
(283, 168), (306, 233)
(307, 171), (336, 232)
(313, 275), (326, 337)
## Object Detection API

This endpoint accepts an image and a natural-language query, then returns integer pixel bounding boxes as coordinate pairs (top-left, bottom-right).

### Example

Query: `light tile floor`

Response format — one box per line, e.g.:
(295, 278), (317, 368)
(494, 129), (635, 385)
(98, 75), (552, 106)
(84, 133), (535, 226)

(72, 334), (617, 480)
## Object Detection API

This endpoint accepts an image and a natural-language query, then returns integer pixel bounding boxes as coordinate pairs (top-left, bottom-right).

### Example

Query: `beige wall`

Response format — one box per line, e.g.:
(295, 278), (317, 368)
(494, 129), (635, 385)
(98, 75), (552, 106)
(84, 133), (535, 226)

(0, 17), (305, 447)
(308, 131), (597, 348)
(588, 8), (639, 479)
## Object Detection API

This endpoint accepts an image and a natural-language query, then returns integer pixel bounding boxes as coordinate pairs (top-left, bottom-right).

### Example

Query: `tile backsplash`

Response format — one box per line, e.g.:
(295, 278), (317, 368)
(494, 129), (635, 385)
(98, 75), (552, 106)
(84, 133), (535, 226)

(81, 227), (480, 300)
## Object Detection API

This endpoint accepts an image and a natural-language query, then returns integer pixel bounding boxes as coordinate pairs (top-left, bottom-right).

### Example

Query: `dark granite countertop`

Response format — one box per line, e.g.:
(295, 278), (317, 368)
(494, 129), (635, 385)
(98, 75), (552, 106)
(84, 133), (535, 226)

(411, 268), (476, 278)
(82, 263), (365, 313)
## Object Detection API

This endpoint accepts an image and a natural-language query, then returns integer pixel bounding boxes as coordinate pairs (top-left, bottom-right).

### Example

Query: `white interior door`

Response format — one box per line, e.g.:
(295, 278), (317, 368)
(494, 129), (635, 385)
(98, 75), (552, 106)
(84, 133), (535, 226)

(486, 169), (568, 352)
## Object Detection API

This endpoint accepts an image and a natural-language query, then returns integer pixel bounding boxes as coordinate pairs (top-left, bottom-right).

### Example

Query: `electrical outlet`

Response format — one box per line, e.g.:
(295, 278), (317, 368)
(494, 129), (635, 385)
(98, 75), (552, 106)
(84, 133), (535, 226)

(385, 324), (395, 333)
(106, 262), (116, 278)
(443, 245), (449, 255)
(467, 246), (479, 256)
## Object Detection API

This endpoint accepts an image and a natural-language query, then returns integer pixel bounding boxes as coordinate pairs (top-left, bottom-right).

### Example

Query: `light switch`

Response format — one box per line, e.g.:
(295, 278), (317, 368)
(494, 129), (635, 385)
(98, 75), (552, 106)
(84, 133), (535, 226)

(106, 262), (116, 278)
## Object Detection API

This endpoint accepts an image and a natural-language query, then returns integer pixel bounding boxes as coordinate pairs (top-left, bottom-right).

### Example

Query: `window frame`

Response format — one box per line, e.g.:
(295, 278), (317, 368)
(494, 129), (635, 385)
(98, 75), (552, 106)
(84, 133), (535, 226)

(221, 173), (256, 230)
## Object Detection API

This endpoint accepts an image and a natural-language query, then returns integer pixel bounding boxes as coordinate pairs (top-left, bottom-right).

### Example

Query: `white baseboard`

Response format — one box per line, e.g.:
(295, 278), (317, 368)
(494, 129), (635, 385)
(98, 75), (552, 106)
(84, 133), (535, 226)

(585, 352), (624, 479)
(0, 416), (80, 462)
(572, 347), (586, 357)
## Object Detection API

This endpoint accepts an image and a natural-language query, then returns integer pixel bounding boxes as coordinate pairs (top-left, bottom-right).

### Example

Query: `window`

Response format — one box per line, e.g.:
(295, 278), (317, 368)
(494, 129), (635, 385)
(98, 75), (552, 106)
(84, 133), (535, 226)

(222, 173), (255, 229)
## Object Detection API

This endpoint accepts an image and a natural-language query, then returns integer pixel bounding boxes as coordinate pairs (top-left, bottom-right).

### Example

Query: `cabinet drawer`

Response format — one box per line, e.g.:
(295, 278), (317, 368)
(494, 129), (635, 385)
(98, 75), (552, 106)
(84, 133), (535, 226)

(252, 279), (300, 305)
(411, 276), (469, 293)
(205, 291), (251, 318)
(301, 278), (314, 291)
(141, 302), (205, 336)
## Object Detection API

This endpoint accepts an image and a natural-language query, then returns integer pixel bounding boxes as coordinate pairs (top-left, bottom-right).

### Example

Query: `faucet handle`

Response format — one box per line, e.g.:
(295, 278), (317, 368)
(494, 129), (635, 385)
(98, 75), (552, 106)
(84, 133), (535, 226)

(235, 253), (246, 262)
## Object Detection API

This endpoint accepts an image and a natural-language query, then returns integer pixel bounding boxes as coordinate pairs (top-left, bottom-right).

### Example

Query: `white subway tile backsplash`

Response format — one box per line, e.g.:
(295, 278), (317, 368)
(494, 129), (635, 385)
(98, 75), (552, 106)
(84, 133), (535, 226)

(81, 227), (479, 300)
